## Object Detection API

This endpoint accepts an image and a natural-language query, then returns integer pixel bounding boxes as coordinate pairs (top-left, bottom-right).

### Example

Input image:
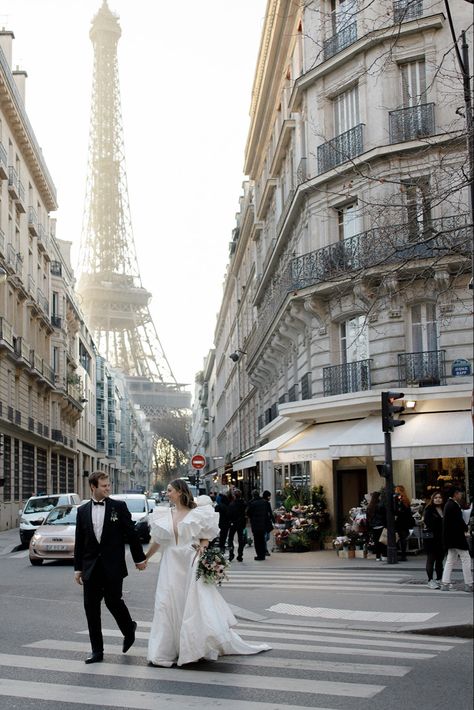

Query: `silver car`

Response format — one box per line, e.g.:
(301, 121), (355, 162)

(29, 505), (78, 566)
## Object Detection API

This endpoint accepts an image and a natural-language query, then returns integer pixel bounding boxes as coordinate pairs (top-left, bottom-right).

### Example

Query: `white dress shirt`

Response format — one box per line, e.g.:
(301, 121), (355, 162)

(91, 499), (106, 542)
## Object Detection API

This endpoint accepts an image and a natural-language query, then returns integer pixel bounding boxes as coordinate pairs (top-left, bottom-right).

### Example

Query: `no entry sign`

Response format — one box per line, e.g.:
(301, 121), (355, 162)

(191, 454), (206, 469)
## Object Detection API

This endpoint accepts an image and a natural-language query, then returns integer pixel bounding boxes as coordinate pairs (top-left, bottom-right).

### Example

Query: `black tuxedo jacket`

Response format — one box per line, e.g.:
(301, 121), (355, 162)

(74, 498), (146, 582)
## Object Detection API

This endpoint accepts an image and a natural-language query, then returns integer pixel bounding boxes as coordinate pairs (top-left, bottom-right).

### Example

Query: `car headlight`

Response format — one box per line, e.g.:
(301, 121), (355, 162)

(20, 517), (31, 526)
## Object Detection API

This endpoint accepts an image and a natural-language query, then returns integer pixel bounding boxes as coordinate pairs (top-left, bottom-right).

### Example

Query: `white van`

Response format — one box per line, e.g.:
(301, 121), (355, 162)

(19, 493), (81, 546)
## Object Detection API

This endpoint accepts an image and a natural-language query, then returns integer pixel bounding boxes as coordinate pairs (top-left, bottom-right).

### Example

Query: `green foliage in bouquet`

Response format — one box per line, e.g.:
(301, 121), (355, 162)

(287, 529), (311, 551)
(195, 546), (229, 586)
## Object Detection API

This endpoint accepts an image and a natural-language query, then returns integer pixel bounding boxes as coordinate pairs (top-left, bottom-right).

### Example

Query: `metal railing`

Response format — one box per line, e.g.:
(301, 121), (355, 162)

(8, 165), (19, 195)
(323, 22), (357, 61)
(37, 287), (49, 315)
(0, 141), (7, 170)
(323, 358), (372, 396)
(296, 157), (307, 184)
(51, 314), (62, 329)
(318, 123), (364, 174)
(50, 260), (62, 276)
(398, 350), (446, 387)
(14, 336), (30, 363)
(389, 103), (435, 143)
(393, 0), (423, 24)
(0, 227), (4, 255)
(27, 274), (36, 295)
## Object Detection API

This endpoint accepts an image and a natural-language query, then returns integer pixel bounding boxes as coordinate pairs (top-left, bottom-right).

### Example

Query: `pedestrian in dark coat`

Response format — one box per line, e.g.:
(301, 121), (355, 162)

(422, 491), (444, 588)
(227, 489), (247, 562)
(366, 491), (387, 561)
(262, 490), (275, 556)
(246, 490), (272, 561)
(215, 493), (231, 553)
(74, 471), (147, 664)
(394, 485), (414, 561)
(441, 487), (472, 592)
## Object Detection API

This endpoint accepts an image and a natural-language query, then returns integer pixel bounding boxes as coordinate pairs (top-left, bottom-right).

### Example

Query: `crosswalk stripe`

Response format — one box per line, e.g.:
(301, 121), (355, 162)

(0, 653), (384, 698)
(228, 572), (406, 579)
(222, 582), (467, 595)
(85, 629), (435, 660)
(26, 639), (411, 677)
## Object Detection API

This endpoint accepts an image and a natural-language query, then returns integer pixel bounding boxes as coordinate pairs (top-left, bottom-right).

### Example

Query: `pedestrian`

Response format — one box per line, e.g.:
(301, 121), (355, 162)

(394, 485), (415, 561)
(262, 490), (275, 557)
(422, 491), (445, 589)
(215, 492), (231, 553)
(246, 490), (273, 561)
(440, 486), (473, 592)
(227, 489), (247, 562)
(74, 471), (147, 664)
(366, 490), (387, 561)
(145, 480), (271, 666)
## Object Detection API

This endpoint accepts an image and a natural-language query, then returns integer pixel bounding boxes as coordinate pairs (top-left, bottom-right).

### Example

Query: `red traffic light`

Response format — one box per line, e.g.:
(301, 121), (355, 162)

(381, 391), (405, 433)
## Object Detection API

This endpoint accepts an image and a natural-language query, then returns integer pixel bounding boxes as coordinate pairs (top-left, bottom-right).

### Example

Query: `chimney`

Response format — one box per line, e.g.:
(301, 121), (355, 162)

(12, 67), (27, 103)
(0, 30), (15, 67)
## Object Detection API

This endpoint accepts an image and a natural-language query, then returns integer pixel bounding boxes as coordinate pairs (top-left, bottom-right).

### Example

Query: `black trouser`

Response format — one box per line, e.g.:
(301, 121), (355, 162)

(371, 527), (386, 559)
(252, 529), (266, 559)
(228, 524), (245, 559)
(425, 543), (444, 581)
(397, 529), (409, 558)
(83, 560), (133, 653)
(219, 525), (230, 552)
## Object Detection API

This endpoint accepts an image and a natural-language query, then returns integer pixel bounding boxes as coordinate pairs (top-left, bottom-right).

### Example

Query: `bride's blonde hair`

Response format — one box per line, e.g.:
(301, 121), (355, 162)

(170, 479), (197, 509)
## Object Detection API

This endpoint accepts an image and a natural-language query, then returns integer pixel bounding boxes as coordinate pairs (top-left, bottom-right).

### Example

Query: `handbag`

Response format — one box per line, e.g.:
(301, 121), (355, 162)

(379, 528), (399, 546)
(422, 528), (434, 539)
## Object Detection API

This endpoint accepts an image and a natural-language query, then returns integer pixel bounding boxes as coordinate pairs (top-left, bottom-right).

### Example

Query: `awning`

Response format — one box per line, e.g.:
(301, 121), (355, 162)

(254, 424), (309, 462)
(330, 412), (473, 460)
(277, 420), (354, 462)
(389, 411), (473, 459)
(232, 452), (256, 471)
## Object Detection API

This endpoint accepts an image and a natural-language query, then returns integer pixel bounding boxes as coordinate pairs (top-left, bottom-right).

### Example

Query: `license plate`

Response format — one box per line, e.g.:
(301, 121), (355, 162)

(46, 544), (68, 551)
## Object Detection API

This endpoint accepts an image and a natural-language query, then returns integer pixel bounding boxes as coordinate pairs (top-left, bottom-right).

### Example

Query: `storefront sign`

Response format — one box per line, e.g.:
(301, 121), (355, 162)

(451, 358), (471, 377)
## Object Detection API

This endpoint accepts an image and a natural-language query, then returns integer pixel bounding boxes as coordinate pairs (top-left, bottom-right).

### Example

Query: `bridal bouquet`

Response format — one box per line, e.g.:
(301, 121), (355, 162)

(195, 546), (229, 586)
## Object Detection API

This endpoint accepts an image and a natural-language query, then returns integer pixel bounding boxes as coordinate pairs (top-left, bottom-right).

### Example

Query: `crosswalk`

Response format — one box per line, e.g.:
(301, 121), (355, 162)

(0, 618), (466, 709)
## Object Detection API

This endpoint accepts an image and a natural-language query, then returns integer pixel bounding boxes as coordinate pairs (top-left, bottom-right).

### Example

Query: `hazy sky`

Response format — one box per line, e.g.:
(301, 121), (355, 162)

(2, 0), (267, 388)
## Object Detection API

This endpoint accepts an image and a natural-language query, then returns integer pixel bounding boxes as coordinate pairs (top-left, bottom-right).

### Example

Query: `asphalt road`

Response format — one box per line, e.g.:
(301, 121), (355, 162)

(0, 532), (472, 710)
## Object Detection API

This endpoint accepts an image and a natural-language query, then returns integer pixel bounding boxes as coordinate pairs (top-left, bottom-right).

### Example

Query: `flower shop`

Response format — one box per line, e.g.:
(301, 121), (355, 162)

(273, 485), (330, 552)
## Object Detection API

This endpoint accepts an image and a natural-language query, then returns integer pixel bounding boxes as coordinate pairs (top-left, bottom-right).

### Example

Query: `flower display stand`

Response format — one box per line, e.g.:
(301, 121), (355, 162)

(355, 549), (367, 558)
(337, 549), (355, 559)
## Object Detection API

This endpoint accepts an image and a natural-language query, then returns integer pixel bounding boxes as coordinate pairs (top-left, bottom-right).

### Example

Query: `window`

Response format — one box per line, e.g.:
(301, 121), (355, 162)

(338, 202), (362, 241)
(334, 85), (359, 136)
(410, 303), (438, 352)
(403, 176), (431, 237)
(401, 60), (426, 108)
(331, 0), (357, 34)
(341, 315), (368, 363)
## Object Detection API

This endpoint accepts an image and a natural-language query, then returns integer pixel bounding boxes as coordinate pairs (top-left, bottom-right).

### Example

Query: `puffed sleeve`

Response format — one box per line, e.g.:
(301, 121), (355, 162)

(149, 507), (172, 545)
(184, 504), (220, 541)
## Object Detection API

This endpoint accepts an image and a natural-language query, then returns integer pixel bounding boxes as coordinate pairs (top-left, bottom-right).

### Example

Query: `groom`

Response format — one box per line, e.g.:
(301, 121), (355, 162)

(74, 471), (147, 664)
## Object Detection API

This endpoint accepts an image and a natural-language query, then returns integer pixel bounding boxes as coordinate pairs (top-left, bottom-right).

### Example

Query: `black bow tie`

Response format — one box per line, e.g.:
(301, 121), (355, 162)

(92, 500), (105, 506)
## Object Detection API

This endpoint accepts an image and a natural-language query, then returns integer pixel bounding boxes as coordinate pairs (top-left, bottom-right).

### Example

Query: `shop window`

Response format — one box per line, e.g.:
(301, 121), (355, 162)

(414, 457), (471, 500)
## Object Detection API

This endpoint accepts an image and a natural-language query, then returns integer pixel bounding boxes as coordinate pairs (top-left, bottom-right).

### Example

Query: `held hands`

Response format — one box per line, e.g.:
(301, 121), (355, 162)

(74, 571), (83, 586)
(136, 560), (147, 571)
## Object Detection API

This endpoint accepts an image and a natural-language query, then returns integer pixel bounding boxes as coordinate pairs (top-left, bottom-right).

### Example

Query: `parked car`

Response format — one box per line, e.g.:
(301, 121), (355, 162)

(109, 493), (151, 542)
(29, 505), (79, 565)
(147, 498), (157, 512)
(19, 493), (81, 547)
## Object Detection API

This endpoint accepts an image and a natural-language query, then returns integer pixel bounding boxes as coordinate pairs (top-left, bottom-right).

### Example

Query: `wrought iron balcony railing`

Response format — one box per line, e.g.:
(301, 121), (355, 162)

(389, 103), (435, 143)
(323, 22), (357, 61)
(50, 260), (62, 276)
(318, 123), (364, 175)
(291, 214), (471, 290)
(323, 358), (372, 396)
(393, 0), (423, 24)
(398, 350), (446, 387)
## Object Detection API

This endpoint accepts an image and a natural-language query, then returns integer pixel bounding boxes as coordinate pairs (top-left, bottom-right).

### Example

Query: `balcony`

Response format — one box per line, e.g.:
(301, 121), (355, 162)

(50, 260), (62, 277)
(28, 206), (39, 236)
(398, 350), (446, 387)
(323, 358), (372, 396)
(291, 214), (471, 289)
(0, 142), (7, 179)
(0, 317), (14, 349)
(13, 336), (31, 366)
(52, 429), (64, 443)
(37, 224), (49, 252)
(8, 166), (20, 200)
(0, 227), (4, 257)
(317, 123), (364, 175)
(37, 287), (49, 316)
(393, 0), (423, 24)
(323, 22), (357, 61)
(389, 103), (435, 144)
(51, 314), (62, 329)
(27, 274), (36, 297)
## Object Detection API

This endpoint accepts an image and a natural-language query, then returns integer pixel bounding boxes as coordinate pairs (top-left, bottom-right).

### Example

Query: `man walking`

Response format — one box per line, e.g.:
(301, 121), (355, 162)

(247, 490), (273, 561)
(74, 471), (147, 663)
(227, 489), (247, 562)
(440, 486), (473, 592)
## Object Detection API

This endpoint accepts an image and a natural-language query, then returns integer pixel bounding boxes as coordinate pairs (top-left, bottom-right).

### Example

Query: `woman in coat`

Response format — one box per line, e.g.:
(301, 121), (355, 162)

(394, 485), (414, 561)
(366, 491), (387, 561)
(423, 491), (444, 588)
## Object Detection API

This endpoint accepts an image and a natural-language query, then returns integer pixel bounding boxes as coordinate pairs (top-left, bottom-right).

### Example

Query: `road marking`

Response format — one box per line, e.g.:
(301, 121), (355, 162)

(85, 629), (435, 660)
(0, 653), (384, 698)
(25, 640), (411, 677)
(266, 603), (438, 622)
(0, 678), (340, 710)
(224, 582), (465, 595)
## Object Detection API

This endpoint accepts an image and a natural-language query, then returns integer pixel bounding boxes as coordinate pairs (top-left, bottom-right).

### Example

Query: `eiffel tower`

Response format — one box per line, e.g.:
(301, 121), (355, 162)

(77, 1), (190, 430)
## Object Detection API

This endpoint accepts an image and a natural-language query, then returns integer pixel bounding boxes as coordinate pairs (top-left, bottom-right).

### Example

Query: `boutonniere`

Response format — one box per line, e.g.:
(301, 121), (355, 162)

(110, 509), (118, 522)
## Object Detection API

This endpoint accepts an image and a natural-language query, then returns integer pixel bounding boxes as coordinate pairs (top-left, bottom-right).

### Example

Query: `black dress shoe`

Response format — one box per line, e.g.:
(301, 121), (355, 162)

(85, 652), (103, 664)
(254, 556), (266, 561)
(123, 621), (137, 653)
(265, 551), (271, 556)
(236, 556), (243, 562)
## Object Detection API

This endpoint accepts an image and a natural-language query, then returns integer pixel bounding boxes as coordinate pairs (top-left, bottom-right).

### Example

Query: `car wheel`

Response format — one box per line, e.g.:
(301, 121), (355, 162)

(30, 558), (43, 566)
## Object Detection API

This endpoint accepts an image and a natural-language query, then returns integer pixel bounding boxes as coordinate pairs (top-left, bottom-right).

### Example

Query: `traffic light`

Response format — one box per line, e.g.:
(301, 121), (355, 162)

(381, 391), (405, 433)
(376, 463), (390, 478)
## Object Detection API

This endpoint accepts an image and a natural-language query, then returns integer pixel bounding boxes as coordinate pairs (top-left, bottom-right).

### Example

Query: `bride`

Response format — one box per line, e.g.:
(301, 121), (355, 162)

(145, 478), (271, 667)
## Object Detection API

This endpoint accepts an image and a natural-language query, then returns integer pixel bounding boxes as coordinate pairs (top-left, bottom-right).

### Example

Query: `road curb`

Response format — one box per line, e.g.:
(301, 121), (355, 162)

(406, 624), (473, 639)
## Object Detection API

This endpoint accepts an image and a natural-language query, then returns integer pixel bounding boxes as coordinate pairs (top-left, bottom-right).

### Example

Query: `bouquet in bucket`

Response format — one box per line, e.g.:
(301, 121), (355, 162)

(194, 545), (230, 586)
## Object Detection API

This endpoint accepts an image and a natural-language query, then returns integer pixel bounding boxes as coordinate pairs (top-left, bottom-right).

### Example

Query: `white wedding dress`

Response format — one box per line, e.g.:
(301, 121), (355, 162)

(147, 499), (271, 667)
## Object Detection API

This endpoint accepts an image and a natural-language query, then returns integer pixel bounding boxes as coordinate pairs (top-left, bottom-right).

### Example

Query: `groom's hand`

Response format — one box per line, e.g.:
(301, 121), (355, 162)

(136, 561), (147, 571)
(74, 571), (83, 585)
